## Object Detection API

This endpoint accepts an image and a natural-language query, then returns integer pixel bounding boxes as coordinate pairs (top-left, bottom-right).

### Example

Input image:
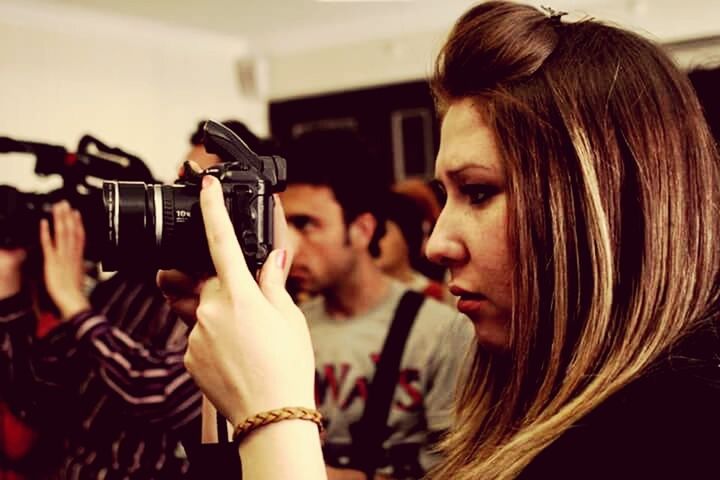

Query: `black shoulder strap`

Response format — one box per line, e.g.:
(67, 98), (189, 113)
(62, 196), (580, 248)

(351, 289), (425, 473)
(181, 416), (243, 479)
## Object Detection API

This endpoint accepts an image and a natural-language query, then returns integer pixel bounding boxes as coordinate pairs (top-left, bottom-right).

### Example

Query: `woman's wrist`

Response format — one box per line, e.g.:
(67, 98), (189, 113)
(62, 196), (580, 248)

(233, 406), (323, 444)
(239, 418), (326, 479)
(231, 391), (316, 427)
(57, 294), (91, 320)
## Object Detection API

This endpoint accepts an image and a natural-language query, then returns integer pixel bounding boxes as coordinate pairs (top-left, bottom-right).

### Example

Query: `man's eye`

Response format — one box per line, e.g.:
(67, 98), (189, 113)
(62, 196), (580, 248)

(459, 184), (495, 205)
(288, 215), (312, 230)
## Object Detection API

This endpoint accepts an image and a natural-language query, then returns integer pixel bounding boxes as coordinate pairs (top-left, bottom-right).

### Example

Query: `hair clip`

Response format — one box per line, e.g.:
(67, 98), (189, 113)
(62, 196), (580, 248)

(540, 5), (568, 23)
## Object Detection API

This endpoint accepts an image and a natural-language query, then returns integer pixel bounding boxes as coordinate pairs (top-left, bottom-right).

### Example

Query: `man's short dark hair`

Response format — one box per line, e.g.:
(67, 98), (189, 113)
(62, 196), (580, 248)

(282, 128), (389, 257)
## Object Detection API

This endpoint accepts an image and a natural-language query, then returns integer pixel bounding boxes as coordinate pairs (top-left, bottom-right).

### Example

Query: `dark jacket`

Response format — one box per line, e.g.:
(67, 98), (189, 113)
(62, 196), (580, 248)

(520, 324), (720, 479)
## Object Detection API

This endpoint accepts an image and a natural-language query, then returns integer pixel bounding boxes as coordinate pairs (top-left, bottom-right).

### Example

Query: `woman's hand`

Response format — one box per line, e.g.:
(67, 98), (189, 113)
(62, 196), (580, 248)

(184, 175), (315, 426)
(156, 269), (206, 326)
(39, 201), (90, 319)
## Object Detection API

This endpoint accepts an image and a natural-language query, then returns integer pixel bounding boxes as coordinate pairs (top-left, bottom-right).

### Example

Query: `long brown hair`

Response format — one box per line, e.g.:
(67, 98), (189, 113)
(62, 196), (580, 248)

(429, 2), (720, 478)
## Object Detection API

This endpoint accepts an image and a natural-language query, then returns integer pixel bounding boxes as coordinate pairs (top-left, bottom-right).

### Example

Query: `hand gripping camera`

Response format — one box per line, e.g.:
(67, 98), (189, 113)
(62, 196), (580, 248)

(101, 120), (287, 273)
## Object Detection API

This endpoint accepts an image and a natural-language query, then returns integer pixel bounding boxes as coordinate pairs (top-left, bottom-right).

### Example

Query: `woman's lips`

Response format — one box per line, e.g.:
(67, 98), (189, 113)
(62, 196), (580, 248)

(449, 286), (488, 317)
(456, 295), (488, 317)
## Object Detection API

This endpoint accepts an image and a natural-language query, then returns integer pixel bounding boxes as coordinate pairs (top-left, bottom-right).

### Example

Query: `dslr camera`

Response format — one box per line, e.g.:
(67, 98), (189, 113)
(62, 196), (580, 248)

(102, 120), (287, 273)
(0, 134), (155, 261)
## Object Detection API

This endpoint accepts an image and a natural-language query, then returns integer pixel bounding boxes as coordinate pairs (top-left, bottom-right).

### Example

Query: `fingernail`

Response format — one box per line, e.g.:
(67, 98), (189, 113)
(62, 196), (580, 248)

(275, 249), (287, 269)
(202, 175), (213, 189)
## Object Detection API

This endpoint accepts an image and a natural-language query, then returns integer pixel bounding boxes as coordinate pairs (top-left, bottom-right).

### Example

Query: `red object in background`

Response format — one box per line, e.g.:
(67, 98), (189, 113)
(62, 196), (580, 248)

(35, 312), (60, 339)
(0, 311), (60, 479)
(64, 152), (77, 167)
(0, 470), (25, 480)
(422, 281), (444, 302)
(0, 403), (37, 462)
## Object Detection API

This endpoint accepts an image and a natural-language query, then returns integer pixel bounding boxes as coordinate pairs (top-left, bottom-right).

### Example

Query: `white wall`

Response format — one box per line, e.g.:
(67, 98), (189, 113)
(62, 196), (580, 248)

(0, 1), (265, 191)
(263, 0), (720, 100)
(266, 30), (447, 101)
(2, 0), (719, 189)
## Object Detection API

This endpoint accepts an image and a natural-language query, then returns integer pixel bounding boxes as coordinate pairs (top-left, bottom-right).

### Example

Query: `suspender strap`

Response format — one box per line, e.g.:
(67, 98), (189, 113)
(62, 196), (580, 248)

(217, 412), (229, 443)
(351, 289), (425, 476)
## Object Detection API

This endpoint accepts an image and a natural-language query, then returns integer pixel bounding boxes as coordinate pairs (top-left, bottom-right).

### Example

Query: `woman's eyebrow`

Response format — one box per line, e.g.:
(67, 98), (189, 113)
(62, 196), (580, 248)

(446, 164), (492, 182)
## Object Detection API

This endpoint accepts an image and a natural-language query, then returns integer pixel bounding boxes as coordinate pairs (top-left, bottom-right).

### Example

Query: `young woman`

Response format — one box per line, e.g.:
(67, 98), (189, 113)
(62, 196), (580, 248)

(170, 2), (720, 478)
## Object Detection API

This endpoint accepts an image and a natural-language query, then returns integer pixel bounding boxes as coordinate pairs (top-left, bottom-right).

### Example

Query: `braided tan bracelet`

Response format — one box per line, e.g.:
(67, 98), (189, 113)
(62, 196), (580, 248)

(233, 407), (324, 443)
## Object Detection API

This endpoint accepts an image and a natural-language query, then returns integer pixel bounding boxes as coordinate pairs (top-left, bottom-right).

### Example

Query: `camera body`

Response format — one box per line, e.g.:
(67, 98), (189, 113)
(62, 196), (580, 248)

(102, 120), (287, 273)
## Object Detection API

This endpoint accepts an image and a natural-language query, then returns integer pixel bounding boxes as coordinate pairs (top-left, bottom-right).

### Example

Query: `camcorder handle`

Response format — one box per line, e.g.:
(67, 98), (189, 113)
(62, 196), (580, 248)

(0, 136), (69, 173)
(0, 134), (157, 264)
(0, 134), (156, 186)
(75, 135), (156, 184)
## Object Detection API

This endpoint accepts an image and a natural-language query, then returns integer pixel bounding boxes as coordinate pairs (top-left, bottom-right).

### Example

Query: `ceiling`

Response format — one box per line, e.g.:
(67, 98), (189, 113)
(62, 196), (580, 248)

(16, 0), (604, 51)
(27, 0), (486, 37)
(6, 0), (720, 55)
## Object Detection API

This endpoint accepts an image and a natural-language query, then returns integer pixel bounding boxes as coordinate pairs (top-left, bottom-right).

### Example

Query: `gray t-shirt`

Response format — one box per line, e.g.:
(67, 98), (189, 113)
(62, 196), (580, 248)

(303, 280), (471, 473)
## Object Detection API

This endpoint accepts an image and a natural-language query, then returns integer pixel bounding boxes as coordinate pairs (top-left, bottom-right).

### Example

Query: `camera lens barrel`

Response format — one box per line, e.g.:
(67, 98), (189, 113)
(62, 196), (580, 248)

(103, 181), (154, 271)
(102, 180), (201, 272)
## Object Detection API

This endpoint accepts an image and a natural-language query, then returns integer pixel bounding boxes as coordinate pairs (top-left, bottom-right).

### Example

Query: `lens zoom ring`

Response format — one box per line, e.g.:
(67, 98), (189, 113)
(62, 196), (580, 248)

(161, 186), (176, 246)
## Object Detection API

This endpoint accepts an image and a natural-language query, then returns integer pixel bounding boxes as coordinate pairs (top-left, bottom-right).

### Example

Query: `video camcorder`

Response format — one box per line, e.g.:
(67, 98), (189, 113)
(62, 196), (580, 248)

(0, 134), (155, 261)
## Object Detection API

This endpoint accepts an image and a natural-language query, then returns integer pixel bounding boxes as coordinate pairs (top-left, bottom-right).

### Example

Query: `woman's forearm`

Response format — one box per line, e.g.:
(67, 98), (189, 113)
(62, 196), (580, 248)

(239, 419), (327, 480)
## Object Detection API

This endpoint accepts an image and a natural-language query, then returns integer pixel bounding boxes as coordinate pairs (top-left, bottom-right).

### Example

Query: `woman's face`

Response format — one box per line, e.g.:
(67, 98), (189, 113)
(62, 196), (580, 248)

(426, 98), (512, 350)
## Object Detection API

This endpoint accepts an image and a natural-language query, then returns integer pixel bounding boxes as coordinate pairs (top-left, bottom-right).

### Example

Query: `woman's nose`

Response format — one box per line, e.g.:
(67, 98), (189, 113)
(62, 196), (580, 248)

(425, 209), (466, 267)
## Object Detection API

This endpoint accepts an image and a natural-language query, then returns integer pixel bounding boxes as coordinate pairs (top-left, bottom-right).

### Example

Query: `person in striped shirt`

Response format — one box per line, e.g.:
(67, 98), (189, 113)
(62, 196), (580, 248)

(0, 119), (268, 479)
(0, 201), (201, 479)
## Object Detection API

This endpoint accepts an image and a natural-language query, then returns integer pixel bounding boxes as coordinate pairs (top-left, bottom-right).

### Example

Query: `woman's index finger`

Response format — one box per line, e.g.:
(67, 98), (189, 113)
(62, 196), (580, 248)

(199, 175), (256, 288)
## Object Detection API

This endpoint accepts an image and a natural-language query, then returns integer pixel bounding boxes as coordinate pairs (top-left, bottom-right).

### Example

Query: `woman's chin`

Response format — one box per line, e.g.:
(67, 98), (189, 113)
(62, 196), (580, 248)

(472, 320), (510, 352)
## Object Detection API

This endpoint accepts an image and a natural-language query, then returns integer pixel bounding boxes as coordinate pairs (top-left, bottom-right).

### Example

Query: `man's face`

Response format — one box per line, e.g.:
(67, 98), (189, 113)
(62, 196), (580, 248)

(280, 184), (357, 295)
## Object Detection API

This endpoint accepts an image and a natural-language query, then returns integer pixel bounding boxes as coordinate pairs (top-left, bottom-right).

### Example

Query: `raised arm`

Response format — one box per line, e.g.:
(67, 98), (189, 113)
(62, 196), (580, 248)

(36, 202), (201, 429)
(181, 175), (326, 479)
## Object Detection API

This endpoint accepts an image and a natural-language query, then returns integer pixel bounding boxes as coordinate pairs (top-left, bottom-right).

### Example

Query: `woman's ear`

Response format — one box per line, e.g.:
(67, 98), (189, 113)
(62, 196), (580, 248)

(348, 212), (378, 250)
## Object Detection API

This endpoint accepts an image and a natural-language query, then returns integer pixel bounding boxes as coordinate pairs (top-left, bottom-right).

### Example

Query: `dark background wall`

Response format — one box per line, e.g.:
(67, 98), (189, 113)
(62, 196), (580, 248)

(269, 80), (439, 186)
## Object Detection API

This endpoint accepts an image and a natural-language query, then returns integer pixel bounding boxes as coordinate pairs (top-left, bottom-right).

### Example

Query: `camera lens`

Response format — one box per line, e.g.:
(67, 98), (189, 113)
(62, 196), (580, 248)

(102, 181), (201, 271)
(102, 181), (156, 271)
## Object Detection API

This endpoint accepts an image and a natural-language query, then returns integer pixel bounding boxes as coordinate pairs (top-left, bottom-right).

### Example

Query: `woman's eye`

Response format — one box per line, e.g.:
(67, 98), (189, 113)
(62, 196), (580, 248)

(429, 179), (447, 206)
(459, 184), (495, 205)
